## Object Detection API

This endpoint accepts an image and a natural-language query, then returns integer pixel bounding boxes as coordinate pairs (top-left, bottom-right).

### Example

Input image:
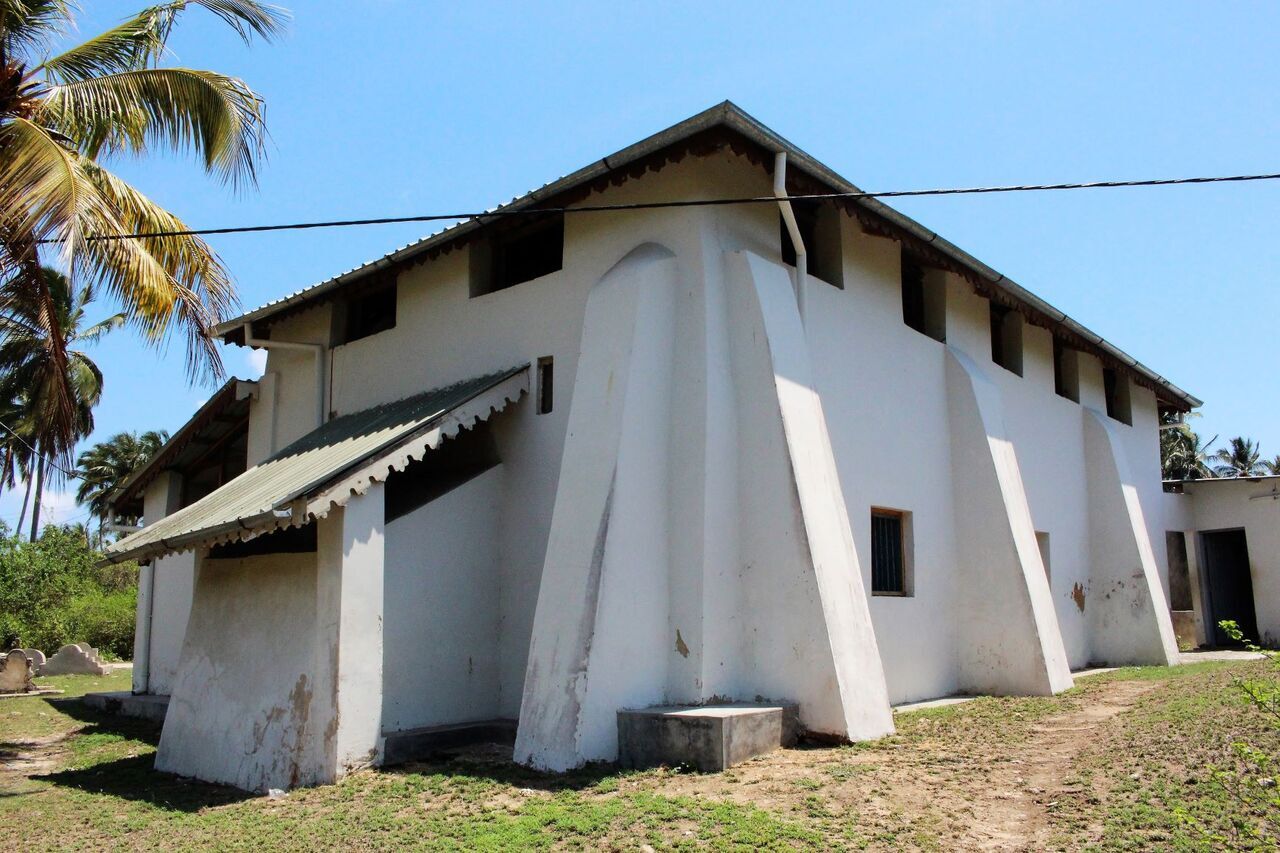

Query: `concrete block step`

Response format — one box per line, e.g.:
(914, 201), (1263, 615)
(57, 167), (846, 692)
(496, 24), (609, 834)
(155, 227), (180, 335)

(617, 702), (799, 771)
(80, 691), (170, 723)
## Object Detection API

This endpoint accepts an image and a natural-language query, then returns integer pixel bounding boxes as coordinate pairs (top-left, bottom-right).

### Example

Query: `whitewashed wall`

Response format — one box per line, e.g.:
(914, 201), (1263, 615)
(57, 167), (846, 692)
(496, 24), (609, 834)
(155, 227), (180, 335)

(133, 473), (194, 696)
(382, 466), (504, 731)
(1174, 478), (1280, 644)
(202, 149), (1183, 776)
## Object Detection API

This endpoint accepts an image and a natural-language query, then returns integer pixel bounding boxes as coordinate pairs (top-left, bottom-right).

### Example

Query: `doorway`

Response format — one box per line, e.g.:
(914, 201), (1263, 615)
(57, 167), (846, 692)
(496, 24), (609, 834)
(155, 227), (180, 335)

(1200, 529), (1258, 646)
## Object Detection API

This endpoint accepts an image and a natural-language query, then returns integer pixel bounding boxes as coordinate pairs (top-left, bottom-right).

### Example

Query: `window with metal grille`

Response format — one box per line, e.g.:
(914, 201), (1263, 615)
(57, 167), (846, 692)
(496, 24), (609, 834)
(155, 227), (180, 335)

(871, 510), (909, 595)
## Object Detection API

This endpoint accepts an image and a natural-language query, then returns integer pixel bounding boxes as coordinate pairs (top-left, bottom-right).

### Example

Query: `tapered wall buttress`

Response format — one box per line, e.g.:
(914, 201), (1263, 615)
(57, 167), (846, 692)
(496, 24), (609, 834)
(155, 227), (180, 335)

(1083, 410), (1180, 665)
(723, 252), (894, 740)
(945, 349), (1074, 696)
(515, 244), (679, 771)
(515, 244), (895, 771)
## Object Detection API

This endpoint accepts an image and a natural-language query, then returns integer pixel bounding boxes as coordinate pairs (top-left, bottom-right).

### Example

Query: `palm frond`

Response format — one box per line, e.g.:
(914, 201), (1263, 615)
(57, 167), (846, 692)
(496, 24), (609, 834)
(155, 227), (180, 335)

(0, 115), (98, 251)
(178, 0), (288, 44)
(76, 160), (235, 379)
(38, 8), (168, 83)
(75, 310), (125, 344)
(0, 0), (74, 54)
(40, 66), (269, 187)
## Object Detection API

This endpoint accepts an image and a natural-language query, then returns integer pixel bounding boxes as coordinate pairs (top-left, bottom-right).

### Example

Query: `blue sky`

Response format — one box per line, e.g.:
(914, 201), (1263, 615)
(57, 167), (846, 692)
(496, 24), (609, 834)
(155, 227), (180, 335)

(9, 1), (1279, 528)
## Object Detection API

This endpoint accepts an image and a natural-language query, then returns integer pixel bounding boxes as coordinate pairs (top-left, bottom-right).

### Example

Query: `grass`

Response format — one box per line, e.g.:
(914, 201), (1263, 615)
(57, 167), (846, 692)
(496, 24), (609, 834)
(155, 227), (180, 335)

(1, 661), (1276, 850)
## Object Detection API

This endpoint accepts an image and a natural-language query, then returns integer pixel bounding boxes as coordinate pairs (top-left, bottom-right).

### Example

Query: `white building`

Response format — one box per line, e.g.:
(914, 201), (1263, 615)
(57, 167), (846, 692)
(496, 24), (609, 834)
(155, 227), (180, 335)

(103, 102), (1267, 793)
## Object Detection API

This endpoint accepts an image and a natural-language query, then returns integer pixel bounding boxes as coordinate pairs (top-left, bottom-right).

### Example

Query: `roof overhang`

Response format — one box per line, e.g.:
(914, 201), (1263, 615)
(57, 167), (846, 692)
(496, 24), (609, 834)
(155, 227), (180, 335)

(102, 366), (528, 565)
(109, 378), (256, 517)
(214, 101), (1199, 411)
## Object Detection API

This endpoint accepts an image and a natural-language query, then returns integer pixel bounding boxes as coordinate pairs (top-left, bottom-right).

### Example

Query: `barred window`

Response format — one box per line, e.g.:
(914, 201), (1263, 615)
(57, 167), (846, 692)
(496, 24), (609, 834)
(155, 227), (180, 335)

(871, 510), (910, 596)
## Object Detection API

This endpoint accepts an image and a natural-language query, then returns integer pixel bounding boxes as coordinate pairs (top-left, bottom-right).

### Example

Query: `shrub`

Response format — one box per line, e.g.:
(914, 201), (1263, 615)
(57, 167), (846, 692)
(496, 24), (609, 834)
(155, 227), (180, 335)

(0, 523), (138, 659)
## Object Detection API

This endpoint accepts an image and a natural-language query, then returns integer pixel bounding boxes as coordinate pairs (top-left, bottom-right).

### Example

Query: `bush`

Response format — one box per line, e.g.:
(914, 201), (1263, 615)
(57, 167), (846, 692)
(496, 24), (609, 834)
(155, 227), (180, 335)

(0, 523), (138, 659)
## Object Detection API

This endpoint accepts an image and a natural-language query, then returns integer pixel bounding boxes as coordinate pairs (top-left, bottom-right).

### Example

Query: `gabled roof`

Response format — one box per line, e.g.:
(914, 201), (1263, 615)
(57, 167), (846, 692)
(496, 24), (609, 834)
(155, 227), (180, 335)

(102, 366), (528, 565)
(216, 101), (1199, 411)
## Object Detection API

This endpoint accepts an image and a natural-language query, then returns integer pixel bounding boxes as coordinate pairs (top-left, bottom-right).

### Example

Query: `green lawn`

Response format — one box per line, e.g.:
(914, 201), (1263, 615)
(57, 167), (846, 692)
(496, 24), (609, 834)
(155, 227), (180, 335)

(2, 662), (1276, 850)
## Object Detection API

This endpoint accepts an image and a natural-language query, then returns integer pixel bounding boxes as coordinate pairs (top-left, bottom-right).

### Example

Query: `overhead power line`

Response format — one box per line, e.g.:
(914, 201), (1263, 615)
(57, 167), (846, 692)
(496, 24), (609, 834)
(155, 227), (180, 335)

(34, 171), (1280, 244)
(0, 417), (81, 480)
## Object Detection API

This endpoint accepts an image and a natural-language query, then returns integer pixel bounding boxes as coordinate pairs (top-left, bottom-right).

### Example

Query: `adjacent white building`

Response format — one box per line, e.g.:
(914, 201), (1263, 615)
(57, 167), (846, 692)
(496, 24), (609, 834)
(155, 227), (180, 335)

(103, 103), (1268, 793)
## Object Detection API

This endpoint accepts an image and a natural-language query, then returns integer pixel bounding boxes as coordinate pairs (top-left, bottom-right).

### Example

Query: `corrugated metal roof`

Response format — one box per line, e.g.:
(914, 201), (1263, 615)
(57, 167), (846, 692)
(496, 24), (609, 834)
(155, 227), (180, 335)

(103, 366), (528, 565)
(214, 101), (1199, 410)
(109, 377), (254, 515)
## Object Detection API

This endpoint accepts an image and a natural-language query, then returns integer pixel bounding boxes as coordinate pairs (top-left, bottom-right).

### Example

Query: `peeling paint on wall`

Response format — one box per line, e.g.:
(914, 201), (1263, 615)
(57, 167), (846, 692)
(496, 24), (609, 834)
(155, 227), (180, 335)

(675, 629), (689, 658)
(1071, 582), (1086, 613)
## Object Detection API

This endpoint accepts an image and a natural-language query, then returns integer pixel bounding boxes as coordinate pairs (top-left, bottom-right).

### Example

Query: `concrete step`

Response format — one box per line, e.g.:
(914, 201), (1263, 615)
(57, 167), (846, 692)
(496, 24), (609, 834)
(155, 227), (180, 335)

(80, 691), (170, 723)
(617, 702), (799, 771)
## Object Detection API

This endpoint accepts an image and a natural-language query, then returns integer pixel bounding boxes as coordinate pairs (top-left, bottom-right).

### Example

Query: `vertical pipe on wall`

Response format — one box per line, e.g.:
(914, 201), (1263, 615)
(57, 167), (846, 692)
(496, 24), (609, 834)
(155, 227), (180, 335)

(132, 561), (154, 694)
(773, 151), (808, 323)
(242, 322), (327, 427)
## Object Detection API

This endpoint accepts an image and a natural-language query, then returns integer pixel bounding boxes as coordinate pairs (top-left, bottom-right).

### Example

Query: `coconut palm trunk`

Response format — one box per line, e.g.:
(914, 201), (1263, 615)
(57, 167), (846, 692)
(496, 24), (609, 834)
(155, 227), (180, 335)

(16, 464), (31, 532)
(27, 453), (43, 541)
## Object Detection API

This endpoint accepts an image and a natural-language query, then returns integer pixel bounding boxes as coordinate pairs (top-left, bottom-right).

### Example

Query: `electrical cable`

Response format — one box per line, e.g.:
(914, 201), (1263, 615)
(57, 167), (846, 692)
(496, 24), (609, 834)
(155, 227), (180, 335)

(33, 171), (1280, 244)
(0, 417), (81, 480)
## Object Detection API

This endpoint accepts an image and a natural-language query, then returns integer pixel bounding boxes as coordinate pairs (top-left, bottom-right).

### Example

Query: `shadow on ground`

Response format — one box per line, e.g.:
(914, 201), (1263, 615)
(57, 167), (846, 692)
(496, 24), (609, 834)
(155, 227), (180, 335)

(7, 696), (256, 812)
(41, 754), (256, 811)
(385, 741), (625, 792)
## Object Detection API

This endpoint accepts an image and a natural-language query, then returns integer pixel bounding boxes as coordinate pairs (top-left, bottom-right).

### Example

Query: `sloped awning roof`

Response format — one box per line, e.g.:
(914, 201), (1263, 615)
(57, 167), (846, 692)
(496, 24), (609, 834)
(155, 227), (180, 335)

(102, 366), (528, 565)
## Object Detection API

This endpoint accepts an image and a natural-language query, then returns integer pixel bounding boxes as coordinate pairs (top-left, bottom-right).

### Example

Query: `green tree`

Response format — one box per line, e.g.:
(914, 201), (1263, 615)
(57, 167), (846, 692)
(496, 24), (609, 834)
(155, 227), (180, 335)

(0, 266), (121, 538)
(1213, 436), (1264, 478)
(1160, 411), (1215, 481)
(1264, 455), (1280, 476)
(0, 1), (286, 456)
(75, 428), (168, 530)
(0, 521), (137, 657)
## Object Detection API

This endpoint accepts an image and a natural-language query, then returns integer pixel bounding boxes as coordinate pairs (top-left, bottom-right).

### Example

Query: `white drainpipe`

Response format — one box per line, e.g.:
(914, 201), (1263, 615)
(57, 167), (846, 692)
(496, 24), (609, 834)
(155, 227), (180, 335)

(242, 322), (327, 428)
(773, 151), (807, 323)
(132, 561), (154, 694)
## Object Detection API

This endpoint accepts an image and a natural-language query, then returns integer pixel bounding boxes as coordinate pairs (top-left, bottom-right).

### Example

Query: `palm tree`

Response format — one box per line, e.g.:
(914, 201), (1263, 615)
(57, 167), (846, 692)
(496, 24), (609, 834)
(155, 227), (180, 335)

(0, 387), (36, 526)
(1264, 455), (1280, 476)
(0, 265), (121, 538)
(75, 428), (167, 530)
(0, 1), (286, 458)
(1160, 411), (1215, 481)
(1213, 436), (1264, 478)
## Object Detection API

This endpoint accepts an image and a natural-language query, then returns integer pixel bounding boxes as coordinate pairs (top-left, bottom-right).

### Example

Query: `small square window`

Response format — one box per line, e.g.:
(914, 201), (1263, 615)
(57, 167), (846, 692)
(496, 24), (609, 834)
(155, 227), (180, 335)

(871, 509), (912, 596)
(901, 248), (945, 342)
(1053, 339), (1079, 402)
(339, 282), (396, 344)
(989, 303), (1023, 376)
(1036, 531), (1051, 583)
(779, 201), (843, 287)
(536, 357), (554, 415)
(1103, 367), (1132, 425)
(471, 214), (564, 297)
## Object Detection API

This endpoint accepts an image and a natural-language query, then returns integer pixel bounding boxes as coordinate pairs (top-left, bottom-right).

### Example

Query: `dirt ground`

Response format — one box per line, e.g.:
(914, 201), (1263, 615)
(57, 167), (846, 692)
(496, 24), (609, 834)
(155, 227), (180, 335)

(3, 662), (1275, 850)
(592, 676), (1160, 849)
